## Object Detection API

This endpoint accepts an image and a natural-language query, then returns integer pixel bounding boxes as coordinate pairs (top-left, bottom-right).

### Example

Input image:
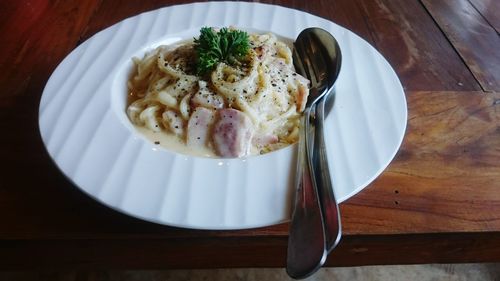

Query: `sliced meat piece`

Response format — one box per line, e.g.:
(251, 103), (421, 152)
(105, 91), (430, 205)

(252, 133), (279, 148)
(187, 107), (215, 147)
(296, 83), (309, 112)
(191, 81), (225, 110)
(161, 110), (184, 136)
(212, 109), (254, 158)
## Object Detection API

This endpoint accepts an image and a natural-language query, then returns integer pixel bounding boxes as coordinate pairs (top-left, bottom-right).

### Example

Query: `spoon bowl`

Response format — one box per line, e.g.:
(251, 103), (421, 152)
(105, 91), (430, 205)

(293, 28), (342, 108)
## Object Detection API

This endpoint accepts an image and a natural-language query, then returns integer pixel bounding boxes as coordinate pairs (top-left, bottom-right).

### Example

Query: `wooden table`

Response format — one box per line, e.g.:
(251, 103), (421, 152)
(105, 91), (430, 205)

(1, 0), (499, 270)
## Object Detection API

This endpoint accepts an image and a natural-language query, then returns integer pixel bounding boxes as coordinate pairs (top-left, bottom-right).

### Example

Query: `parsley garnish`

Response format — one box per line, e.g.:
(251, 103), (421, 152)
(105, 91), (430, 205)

(194, 27), (250, 75)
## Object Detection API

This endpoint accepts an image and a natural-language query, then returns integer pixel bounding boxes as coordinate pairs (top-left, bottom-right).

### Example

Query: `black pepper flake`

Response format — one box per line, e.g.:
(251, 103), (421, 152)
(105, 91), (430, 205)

(154, 141), (160, 145)
(175, 125), (179, 129)
(272, 83), (277, 87)
(197, 137), (201, 140)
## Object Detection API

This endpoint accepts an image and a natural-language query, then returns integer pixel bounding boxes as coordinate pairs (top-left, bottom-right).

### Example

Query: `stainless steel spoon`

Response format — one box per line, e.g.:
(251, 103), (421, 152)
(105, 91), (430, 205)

(286, 28), (342, 279)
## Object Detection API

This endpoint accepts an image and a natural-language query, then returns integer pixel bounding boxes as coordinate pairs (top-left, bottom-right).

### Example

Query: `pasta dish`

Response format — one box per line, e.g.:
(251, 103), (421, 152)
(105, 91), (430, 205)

(126, 27), (309, 158)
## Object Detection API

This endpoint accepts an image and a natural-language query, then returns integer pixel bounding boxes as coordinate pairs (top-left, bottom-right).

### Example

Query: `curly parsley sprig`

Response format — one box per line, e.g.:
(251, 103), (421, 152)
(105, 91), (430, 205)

(194, 27), (250, 75)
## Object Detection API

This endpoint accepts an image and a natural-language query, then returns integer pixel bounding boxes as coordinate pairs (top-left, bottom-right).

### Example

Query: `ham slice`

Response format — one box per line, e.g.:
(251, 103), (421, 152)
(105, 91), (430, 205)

(252, 133), (279, 148)
(212, 109), (254, 157)
(187, 107), (215, 147)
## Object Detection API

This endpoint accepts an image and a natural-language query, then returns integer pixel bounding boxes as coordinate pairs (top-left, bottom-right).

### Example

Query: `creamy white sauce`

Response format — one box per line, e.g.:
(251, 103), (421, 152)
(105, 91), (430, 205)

(135, 126), (216, 158)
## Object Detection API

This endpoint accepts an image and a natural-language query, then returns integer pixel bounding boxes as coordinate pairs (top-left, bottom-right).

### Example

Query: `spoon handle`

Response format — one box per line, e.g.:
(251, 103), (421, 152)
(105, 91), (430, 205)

(286, 107), (327, 279)
(310, 94), (342, 252)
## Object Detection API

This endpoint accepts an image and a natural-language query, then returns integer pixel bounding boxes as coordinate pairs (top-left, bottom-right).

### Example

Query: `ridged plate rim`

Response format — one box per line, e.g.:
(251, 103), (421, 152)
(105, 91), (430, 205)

(38, 1), (407, 230)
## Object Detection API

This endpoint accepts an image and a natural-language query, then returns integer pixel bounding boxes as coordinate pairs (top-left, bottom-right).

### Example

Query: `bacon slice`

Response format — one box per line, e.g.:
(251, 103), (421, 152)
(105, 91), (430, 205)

(187, 107), (215, 147)
(212, 109), (254, 157)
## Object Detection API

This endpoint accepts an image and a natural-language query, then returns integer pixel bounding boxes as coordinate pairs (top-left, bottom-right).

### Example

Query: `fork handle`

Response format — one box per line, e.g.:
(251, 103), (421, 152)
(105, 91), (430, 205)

(309, 96), (342, 252)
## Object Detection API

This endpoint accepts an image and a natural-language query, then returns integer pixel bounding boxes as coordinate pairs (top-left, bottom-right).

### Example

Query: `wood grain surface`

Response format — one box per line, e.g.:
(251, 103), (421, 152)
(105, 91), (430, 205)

(1, 0), (500, 269)
(342, 90), (500, 234)
(468, 0), (500, 34)
(422, 0), (500, 92)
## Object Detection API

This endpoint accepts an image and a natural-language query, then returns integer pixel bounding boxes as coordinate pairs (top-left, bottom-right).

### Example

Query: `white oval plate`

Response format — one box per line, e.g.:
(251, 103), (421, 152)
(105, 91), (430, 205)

(39, 2), (407, 230)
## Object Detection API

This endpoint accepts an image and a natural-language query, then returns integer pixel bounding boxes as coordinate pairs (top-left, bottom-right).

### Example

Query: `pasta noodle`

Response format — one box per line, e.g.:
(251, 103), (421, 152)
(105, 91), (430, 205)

(127, 30), (310, 158)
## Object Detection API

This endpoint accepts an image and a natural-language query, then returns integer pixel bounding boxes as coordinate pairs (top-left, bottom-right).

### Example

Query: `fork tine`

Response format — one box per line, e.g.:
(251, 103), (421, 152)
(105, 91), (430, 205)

(305, 55), (318, 88)
(293, 47), (306, 79)
(306, 32), (329, 91)
(294, 38), (316, 87)
(303, 33), (320, 88)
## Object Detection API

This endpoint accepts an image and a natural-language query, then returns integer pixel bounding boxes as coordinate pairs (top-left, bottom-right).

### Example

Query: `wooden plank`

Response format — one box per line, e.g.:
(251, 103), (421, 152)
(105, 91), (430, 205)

(0, 0), (113, 241)
(1, 232), (500, 269)
(0, 1), (102, 108)
(278, 0), (379, 44)
(468, 0), (500, 34)
(422, 0), (500, 92)
(342, 90), (500, 235)
(354, 0), (481, 91)
(78, 0), (376, 45)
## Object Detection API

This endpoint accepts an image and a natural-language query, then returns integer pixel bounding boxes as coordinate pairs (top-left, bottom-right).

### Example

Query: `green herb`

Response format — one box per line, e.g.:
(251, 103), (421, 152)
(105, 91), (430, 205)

(194, 27), (250, 75)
